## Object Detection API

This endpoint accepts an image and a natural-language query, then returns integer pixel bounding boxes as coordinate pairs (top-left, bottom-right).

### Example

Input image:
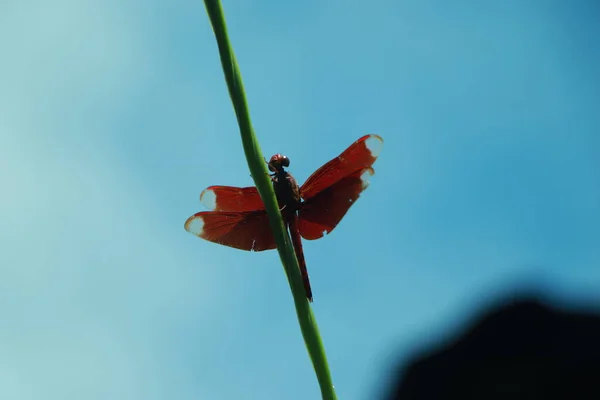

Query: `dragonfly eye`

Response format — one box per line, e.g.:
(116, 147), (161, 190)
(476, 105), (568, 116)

(282, 156), (290, 167)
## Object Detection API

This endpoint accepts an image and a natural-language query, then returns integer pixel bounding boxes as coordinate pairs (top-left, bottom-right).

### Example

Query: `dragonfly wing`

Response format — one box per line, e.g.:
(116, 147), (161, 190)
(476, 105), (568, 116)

(300, 134), (383, 201)
(185, 210), (276, 251)
(200, 185), (265, 212)
(298, 167), (374, 240)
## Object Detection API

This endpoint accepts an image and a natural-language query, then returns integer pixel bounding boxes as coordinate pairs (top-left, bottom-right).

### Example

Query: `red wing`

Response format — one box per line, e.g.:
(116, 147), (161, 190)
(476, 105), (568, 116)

(200, 185), (265, 212)
(184, 210), (276, 251)
(298, 167), (374, 240)
(300, 134), (383, 201)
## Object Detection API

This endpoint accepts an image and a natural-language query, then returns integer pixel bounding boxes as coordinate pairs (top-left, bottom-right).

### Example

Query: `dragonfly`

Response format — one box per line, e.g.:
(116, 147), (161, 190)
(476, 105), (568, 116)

(185, 134), (383, 302)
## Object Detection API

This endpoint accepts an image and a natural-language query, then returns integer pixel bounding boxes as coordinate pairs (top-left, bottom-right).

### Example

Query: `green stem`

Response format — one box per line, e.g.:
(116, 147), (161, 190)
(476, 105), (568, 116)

(202, 1), (338, 399)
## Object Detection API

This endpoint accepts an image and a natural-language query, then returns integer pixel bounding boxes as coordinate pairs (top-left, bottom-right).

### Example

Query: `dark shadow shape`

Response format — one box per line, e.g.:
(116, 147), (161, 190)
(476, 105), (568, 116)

(384, 295), (600, 400)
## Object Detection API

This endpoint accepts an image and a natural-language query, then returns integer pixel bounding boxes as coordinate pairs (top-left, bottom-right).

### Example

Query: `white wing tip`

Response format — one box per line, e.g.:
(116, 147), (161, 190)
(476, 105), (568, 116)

(200, 188), (217, 210)
(185, 216), (205, 236)
(364, 134), (383, 158)
(360, 168), (374, 189)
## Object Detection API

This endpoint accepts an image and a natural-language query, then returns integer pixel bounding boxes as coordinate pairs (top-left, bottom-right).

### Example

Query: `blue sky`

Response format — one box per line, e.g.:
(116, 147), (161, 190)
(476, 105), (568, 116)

(1, 1), (599, 399)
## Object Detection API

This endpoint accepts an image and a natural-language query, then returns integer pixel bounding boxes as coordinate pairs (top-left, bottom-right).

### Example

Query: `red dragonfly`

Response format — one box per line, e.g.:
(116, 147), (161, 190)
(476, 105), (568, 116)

(185, 134), (383, 302)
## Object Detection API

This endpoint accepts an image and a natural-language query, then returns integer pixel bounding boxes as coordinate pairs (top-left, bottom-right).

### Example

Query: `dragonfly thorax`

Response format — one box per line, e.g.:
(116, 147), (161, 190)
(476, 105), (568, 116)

(271, 169), (302, 212)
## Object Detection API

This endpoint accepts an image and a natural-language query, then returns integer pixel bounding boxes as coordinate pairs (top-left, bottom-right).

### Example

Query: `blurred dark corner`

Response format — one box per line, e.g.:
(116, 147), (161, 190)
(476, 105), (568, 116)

(383, 293), (600, 400)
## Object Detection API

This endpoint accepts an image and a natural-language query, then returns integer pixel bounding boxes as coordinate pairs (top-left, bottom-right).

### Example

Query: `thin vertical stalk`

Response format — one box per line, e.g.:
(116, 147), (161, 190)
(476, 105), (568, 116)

(201, 1), (338, 399)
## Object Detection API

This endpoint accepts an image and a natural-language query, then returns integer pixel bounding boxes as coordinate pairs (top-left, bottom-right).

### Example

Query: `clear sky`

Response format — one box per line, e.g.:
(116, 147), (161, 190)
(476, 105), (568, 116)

(1, 1), (599, 399)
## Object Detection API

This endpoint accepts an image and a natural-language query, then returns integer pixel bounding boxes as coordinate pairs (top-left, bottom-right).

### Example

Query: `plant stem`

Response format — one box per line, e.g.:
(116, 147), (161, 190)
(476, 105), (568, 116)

(201, 1), (338, 399)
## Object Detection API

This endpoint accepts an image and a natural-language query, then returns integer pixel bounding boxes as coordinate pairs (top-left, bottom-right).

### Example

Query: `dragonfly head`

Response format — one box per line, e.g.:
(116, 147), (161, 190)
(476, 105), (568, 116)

(268, 154), (290, 172)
